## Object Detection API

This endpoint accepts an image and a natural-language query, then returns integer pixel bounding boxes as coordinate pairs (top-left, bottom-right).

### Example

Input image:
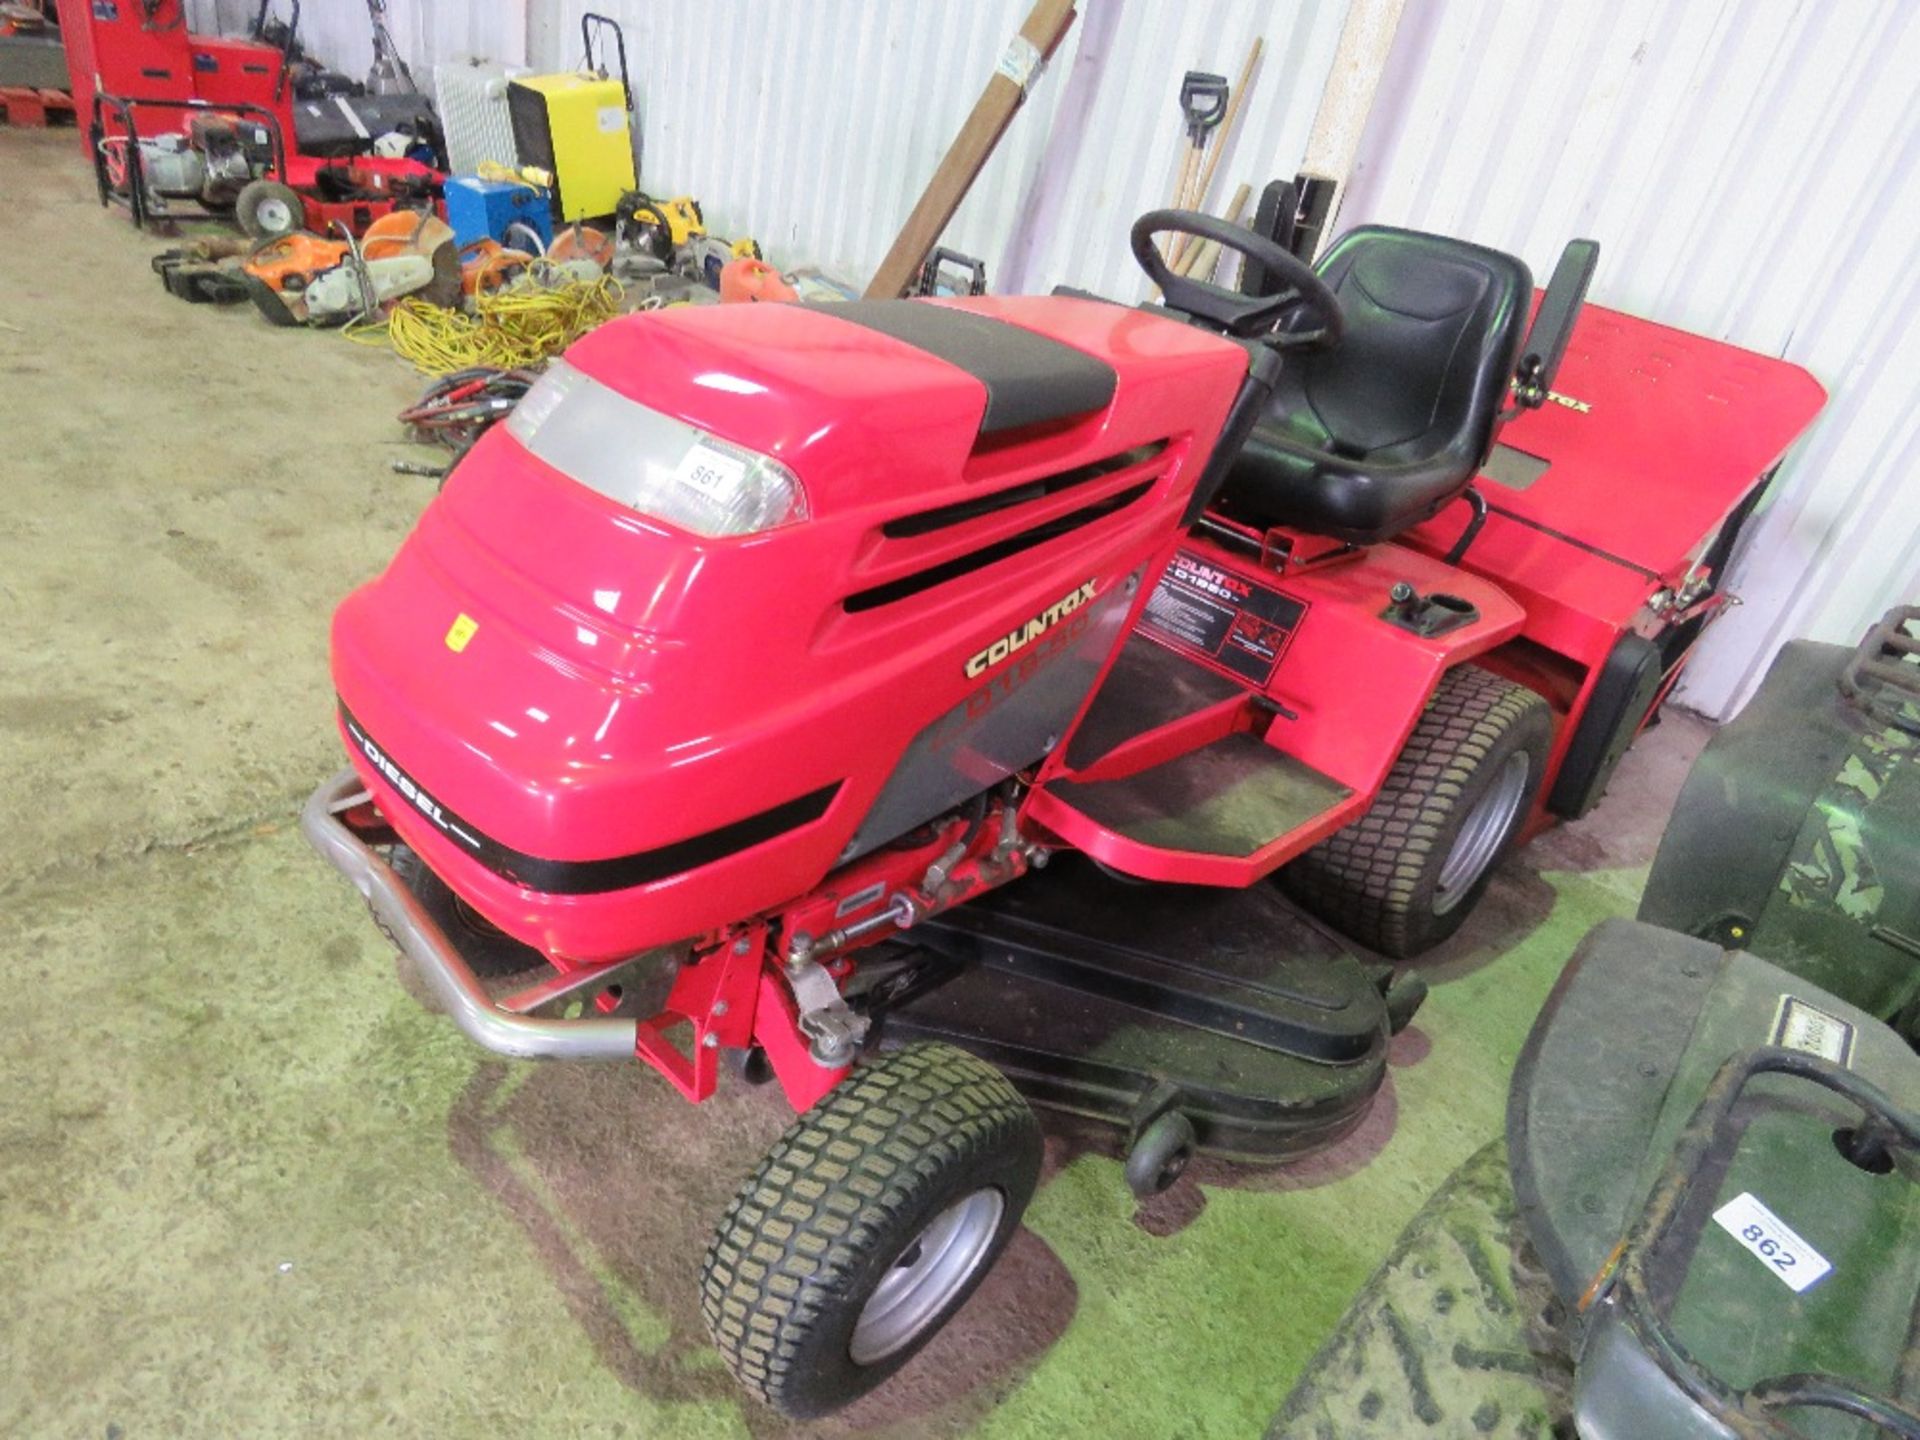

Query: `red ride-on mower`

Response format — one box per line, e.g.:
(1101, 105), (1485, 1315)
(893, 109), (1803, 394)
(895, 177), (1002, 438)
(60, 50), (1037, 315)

(304, 210), (1825, 1415)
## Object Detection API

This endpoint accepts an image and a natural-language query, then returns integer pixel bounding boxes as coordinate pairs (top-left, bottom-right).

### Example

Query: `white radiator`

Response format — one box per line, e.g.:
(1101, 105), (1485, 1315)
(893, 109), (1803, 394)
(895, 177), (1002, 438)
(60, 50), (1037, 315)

(433, 60), (528, 175)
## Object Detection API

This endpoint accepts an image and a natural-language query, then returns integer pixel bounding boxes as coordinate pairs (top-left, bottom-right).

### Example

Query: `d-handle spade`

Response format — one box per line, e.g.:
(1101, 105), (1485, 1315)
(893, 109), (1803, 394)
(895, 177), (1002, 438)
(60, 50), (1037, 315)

(1163, 71), (1230, 258)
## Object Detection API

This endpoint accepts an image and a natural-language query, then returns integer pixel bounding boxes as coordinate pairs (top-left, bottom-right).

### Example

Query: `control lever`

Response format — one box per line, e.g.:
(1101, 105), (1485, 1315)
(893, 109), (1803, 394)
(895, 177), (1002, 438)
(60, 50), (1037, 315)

(1382, 581), (1479, 638)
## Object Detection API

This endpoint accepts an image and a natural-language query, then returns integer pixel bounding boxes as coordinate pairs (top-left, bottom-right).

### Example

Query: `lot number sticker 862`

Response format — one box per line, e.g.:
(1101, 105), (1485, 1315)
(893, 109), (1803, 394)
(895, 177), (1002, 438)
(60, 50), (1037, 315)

(1711, 1191), (1832, 1294)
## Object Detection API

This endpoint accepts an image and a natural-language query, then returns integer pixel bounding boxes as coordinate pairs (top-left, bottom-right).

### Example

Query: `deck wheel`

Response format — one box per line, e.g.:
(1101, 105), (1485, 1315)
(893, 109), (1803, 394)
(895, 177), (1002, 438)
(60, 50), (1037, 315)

(1125, 1110), (1197, 1198)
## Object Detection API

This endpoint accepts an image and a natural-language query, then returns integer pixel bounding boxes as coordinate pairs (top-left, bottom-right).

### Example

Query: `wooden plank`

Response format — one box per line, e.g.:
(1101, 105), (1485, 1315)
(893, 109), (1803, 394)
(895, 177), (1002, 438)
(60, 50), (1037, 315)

(864, 0), (1078, 299)
(1293, 0), (1408, 242)
(1174, 181), (1254, 282)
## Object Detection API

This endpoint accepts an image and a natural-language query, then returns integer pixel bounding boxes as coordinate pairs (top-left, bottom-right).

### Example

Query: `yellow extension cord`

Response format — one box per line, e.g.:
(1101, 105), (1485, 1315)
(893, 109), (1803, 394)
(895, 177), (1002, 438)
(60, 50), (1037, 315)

(346, 267), (625, 374)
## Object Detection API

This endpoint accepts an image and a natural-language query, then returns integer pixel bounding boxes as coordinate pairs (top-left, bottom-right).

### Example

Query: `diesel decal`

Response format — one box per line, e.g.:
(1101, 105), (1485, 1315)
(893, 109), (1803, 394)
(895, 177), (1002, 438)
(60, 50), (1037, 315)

(343, 715), (482, 851)
(948, 610), (1098, 737)
(964, 581), (1097, 678)
(1546, 389), (1591, 413)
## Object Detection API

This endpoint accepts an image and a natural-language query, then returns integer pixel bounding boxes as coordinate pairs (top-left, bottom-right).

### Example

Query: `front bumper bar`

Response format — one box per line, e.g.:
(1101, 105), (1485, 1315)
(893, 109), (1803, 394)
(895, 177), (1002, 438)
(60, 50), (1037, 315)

(301, 769), (640, 1062)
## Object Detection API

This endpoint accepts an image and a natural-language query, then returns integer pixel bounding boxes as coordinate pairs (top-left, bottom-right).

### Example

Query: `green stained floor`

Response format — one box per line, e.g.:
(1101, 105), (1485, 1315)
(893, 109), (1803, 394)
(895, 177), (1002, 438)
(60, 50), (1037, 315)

(0, 130), (1705, 1439)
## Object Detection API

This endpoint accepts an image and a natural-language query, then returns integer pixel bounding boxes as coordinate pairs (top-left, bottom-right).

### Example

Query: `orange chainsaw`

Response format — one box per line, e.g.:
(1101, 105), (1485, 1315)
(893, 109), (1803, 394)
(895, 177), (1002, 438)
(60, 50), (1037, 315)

(242, 211), (460, 327)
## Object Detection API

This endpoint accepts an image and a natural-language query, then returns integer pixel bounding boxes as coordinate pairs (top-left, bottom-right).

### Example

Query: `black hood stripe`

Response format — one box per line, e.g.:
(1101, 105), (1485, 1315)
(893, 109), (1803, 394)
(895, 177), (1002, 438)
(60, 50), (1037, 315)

(805, 300), (1117, 435)
(340, 705), (840, 896)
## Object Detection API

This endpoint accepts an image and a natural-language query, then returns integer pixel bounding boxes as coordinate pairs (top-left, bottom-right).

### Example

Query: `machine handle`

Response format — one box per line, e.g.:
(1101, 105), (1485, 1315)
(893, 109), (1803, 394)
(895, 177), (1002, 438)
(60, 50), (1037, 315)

(1178, 71), (1229, 142)
(1514, 238), (1599, 408)
(581, 12), (633, 114)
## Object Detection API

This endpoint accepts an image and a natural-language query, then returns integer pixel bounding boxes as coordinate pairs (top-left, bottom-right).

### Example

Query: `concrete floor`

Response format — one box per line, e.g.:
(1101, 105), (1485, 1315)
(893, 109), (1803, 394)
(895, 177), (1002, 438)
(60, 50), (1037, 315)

(0, 127), (1713, 1439)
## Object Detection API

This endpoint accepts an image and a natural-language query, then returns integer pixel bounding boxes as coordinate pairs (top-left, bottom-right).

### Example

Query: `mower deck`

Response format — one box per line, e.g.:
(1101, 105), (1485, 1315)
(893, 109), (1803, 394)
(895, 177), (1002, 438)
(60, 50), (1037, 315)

(881, 857), (1402, 1164)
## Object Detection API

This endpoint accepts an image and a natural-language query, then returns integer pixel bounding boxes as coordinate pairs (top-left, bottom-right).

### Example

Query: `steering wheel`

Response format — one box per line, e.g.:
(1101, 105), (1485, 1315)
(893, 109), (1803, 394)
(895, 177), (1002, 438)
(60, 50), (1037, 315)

(1130, 208), (1345, 347)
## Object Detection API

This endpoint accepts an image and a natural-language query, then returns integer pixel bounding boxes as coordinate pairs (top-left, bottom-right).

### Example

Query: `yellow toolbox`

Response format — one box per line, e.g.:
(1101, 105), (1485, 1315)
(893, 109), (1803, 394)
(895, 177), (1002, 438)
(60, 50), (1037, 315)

(507, 70), (636, 221)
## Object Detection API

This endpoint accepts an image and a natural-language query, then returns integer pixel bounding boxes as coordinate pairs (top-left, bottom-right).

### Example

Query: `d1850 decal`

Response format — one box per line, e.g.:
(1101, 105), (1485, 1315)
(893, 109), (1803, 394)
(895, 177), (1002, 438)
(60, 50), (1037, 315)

(1139, 549), (1305, 686)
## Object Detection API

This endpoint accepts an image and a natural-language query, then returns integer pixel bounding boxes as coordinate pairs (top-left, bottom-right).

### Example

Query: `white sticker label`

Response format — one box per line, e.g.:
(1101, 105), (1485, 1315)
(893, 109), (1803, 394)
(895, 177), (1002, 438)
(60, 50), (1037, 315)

(996, 36), (1042, 91)
(674, 444), (746, 499)
(1711, 1191), (1831, 1293)
(1770, 994), (1855, 1067)
(597, 105), (626, 134)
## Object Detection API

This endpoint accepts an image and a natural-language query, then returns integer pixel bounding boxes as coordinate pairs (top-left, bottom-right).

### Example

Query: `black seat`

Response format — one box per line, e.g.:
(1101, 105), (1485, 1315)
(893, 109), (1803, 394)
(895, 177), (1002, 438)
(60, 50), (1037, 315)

(1219, 226), (1532, 545)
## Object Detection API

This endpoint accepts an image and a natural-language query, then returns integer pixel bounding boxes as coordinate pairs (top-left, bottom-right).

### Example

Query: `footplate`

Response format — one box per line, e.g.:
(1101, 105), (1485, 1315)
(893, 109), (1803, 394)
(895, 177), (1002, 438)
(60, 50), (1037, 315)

(879, 857), (1407, 1164)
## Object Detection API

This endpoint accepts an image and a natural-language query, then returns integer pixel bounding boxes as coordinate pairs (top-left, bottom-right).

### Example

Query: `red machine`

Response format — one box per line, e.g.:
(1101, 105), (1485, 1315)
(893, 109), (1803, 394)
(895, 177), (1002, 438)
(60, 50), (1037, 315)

(304, 210), (1824, 1416)
(57, 0), (439, 234)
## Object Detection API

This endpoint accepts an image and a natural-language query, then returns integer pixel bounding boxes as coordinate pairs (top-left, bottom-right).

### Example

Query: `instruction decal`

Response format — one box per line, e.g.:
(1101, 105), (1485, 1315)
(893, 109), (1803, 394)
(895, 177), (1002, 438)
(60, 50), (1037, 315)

(1769, 994), (1855, 1068)
(1139, 549), (1305, 686)
(1711, 1191), (1832, 1293)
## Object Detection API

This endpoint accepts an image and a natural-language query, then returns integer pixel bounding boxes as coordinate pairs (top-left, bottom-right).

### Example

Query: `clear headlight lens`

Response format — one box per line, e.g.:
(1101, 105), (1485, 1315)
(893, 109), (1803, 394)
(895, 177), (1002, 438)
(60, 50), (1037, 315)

(505, 359), (807, 538)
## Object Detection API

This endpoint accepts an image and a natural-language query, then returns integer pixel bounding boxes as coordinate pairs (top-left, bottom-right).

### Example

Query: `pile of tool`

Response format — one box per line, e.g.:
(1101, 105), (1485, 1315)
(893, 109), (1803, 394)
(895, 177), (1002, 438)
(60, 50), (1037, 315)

(133, 8), (802, 361)
(150, 209), (457, 326)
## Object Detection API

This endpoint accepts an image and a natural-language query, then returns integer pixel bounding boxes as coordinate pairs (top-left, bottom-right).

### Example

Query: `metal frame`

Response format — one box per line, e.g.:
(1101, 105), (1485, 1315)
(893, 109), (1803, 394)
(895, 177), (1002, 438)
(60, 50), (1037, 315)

(301, 770), (640, 1061)
(90, 92), (286, 230)
(1840, 604), (1920, 737)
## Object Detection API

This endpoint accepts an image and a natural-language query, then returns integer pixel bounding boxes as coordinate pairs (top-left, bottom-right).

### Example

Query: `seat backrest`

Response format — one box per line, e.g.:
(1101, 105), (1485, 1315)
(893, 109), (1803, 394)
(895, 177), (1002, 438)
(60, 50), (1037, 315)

(1280, 227), (1532, 466)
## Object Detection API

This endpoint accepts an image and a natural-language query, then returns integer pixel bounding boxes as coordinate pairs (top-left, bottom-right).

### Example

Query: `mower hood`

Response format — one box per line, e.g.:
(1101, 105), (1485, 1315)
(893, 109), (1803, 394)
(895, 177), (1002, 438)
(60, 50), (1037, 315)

(329, 296), (1246, 959)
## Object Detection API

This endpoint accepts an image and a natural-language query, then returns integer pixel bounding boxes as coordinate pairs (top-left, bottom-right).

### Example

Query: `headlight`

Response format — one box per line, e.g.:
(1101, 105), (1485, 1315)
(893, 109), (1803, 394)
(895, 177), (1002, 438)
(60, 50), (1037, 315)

(505, 358), (808, 538)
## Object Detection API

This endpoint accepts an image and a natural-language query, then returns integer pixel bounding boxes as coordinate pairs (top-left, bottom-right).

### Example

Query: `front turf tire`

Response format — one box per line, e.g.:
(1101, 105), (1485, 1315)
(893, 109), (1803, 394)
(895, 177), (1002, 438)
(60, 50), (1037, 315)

(700, 1042), (1041, 1418)
(1282, 664), (1553, 959)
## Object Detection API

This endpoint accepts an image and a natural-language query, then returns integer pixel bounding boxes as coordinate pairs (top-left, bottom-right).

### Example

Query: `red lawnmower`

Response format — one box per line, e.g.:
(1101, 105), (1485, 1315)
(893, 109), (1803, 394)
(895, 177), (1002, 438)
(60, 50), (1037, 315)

(305, 209), (1825, 1416)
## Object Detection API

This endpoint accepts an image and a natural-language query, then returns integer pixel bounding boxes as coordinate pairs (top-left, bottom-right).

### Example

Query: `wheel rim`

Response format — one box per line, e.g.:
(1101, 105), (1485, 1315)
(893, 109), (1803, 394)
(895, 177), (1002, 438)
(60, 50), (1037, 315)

(849, 1187), (1004, 1366)
(1434, 751), (1530, 916)
(255, 196), (294, 234)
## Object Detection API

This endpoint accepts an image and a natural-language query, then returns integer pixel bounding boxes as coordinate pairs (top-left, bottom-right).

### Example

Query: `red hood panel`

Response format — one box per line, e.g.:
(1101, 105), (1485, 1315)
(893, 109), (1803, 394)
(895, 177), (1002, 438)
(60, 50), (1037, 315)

(327, 295), (1247, 958)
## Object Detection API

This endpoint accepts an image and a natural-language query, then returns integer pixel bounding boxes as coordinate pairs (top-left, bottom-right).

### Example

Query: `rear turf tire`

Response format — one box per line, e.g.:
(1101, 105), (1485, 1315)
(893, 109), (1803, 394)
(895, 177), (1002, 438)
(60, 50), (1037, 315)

(1281, 665), (1552, 959)
(700, 1042), (1041, 1418)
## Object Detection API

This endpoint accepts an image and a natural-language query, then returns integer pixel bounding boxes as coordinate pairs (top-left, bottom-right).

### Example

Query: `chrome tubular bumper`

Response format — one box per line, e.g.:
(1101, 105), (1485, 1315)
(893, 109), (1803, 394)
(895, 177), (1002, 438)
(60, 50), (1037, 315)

(301, 769), (641, 1062)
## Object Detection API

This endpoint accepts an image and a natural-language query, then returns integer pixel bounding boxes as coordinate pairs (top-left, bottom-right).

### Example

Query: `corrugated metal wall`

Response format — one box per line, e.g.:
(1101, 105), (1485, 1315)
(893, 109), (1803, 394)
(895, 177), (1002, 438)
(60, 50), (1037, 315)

(520, 0), (1348, 296)
(188, 0), (1347, 291)
(1338, 0), (1920, 717)
(183, 0), (523, 82)
(194, 0), (1915, 717)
